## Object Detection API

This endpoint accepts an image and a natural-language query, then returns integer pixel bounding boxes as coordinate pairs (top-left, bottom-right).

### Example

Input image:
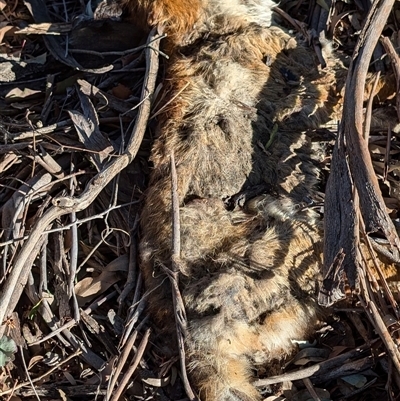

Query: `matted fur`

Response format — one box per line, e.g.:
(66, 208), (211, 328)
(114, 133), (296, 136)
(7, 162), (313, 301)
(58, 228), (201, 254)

(121, 1), (377, 400)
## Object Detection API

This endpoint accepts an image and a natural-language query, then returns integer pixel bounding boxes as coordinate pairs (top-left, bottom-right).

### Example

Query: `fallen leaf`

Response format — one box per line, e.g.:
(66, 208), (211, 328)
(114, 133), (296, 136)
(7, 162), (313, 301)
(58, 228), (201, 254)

(75, 254), (129, 305)
(5, 87), (42, 102)
(291, 348), (330, 366)
(0, 24), (14, 43)
(111, 83), (132, 100)
(75, 271), (119, 305)
(0, 336), (17, 367)
(28, 354), (44, 370)
(292, 388), (331, 401)
(341, 374), (368, 388)
(24, 52), (47, 64)
(142, 375), (170, 387)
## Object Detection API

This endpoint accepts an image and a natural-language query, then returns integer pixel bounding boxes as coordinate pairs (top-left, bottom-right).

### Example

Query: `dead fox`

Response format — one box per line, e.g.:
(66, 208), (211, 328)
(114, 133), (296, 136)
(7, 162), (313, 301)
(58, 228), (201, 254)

(120, 0), (394, 399)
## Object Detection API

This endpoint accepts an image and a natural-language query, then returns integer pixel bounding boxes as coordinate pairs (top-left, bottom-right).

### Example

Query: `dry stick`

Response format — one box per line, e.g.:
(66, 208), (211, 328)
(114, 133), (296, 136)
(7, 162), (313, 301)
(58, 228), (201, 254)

(381, 37), (400, 123)
(68, 154), (79, 323)
(0, 349), (82, 397)
(358, 244), (383, 310)
(107, 315), (149, 395)
(253, 343), (376, 387)
(367, 301), (400, 373)
(120, 297), (146, 348)
(383, 126), (391, 181)
(169, 151), (197, 401)
(121, 275), (173, 348)
(347, 311), (371, 346)
(110, 328), (151, 401)
(10, 119), (73, 141)
(370, 238), (400, 264)
(273, 6), (307, 35)
(357, 267), (400, 375)
(76, 229), (113, 274)
(5, 379), (19, 401)
(358, 206), (394, 314)
(343, 0), (400, 251)
(0, 27), (161, 338)
(69, 211), (80, 323)
(16, 385), (107, 398)
(363, 70), (381, 142)
(363, 230), (400, 319)
(0, 142), (34, 153)
(38, 236), (48, 294)
(302, 377), (321, 401)
(106, 330), (138, 400)
(19, 345), (41, 401)
(118, 214), (140, 304)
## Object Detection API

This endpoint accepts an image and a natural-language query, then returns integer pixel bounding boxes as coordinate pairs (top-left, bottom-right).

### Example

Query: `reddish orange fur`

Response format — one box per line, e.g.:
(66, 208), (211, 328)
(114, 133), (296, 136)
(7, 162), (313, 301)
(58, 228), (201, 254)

(120, 0), (202, 41)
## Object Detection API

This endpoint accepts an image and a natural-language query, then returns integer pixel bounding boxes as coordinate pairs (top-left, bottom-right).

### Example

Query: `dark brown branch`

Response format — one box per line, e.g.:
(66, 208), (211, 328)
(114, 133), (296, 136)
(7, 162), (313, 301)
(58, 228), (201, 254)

(343, 0), (399, 249)
(166, 150), (197, 401)
(321, 0), (399, 305)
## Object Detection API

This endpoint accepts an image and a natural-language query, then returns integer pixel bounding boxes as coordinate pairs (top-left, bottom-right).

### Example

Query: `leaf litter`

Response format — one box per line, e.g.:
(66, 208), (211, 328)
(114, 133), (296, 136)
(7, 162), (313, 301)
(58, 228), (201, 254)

(0, 0), (400, 400)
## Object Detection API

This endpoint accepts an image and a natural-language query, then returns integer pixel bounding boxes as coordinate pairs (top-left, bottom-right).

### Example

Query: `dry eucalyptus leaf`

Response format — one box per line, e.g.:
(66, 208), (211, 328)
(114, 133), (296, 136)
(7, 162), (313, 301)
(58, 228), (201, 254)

(291, 348), (330, 366)
(338, 374), (368, 395)
(292, 388), (331, 401)
(0, 24), (14, 43)
(5, 87), (42, 101)
(75, 271), (119, 305)
(142, 375), (170, 387)
(75, 253), (129, 304)
(27, 354), (44, 370)
(63, 371), (77, 385)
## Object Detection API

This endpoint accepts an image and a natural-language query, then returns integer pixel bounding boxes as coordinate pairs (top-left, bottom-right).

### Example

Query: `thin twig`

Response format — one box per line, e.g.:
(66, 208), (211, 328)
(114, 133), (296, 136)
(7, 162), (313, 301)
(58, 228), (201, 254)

(118, 214), (140, 304)
(110, 328), (151, 401)
(0, 349), (82, 396)
(69, 168), (80, 322)
(363, 230), (400, 318)
(106, 330), (139, 400)
(381, 37), (400, 123)
(368, 302), (400, 374)
(120, 297), (146, 348)
(357, 262), (400, 375)
(363, 71), (381, 141)
(20, 345), (41, 401)
(254, 343), (377, 387)
(166, 150), (197, 400)
(5, 379), (19, 401)
(303, 377), (321, 401)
